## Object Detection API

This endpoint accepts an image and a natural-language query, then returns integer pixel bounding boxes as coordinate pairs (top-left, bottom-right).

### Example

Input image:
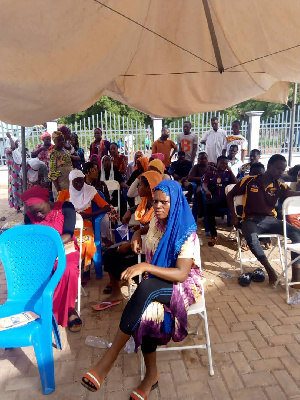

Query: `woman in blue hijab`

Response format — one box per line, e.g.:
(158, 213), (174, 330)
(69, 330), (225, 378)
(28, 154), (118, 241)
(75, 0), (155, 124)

(82, 180), (205, 399)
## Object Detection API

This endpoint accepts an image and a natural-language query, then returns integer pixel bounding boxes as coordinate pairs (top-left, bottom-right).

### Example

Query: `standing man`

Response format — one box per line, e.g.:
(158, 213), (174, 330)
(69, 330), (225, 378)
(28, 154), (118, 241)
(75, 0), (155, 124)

(177, 121), (198, 165)
(90, 127), (110, 159)
(226, 120), (248, 163)
(200, 116), (227, 163)
(151, 127), (177, 169)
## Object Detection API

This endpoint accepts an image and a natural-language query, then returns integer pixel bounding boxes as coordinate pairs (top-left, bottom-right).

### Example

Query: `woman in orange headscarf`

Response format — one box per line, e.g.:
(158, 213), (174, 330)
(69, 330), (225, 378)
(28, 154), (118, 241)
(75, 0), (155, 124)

(93, 171), (162, 310)
(127, 156), (149, 207)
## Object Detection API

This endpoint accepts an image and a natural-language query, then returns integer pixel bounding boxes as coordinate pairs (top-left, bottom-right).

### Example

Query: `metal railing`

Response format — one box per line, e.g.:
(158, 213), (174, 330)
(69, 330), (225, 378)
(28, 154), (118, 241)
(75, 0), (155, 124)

(0, 107), (299, 166)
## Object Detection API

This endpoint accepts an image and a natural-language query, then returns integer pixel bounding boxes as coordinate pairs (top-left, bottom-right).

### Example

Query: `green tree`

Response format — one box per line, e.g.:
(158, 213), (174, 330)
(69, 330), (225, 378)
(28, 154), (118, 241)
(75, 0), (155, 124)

(59, 96), (152, 127)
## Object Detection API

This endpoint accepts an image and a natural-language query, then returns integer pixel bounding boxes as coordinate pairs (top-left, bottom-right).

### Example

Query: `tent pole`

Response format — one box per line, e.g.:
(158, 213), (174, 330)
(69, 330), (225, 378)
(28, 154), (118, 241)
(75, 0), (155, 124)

(202, 0), (224, 73)
(288, 83), (298, 166)
(21, 126), (27, 193)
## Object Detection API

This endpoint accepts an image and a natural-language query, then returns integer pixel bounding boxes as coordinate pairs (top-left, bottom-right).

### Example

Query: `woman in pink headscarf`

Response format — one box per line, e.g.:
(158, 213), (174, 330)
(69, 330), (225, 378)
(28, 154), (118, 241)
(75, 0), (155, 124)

(149, 153), (165, 163)
(31, 132), (53, 171)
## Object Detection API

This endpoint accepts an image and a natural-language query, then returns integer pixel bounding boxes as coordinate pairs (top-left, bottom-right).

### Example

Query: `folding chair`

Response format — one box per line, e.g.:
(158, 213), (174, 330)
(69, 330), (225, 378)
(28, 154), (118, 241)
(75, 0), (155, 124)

(106, 180), (121, 222)
(75, 213), (85, 316)
(274, 196), (300, 304)
(139, 280), (214, 379)
(226, 185), (284, 274)
(127, 215), (143, 298)
(106, 180), (121, 238)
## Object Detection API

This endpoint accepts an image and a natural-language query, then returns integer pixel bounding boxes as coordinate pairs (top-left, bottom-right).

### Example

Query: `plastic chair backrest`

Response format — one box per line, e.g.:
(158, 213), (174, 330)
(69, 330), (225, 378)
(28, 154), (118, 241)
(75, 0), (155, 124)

(106, 180), (121, 219)
(282, 196), (300, 217)
(106, 180), (120, 191)
(0, 225), (66, 309)
(225, 183), (244, 217)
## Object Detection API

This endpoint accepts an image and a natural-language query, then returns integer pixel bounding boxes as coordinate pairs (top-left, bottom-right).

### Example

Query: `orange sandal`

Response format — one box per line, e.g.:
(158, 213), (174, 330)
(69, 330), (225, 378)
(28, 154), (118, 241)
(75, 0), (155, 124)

(81, 370), (102, 392)
(130, 382), (158, 399)
(208, 237), (218, 247)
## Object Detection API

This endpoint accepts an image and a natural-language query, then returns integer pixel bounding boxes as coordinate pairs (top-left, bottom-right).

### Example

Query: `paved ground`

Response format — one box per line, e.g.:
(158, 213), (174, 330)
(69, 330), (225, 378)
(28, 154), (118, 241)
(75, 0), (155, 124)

(1, 187), (300, 400)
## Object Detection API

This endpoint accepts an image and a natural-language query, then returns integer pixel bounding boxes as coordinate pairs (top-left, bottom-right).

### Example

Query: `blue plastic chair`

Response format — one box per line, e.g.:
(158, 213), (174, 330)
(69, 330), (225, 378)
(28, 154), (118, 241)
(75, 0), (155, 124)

(91, 191), (107, 279)
(0, 225), (66, 395)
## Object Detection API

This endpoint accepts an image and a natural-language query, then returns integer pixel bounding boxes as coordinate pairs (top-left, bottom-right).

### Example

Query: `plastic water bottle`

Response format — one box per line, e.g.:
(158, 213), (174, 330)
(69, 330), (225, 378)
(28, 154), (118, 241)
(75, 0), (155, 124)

(85, 336), (112, 348)
(124, 336), (135, 354)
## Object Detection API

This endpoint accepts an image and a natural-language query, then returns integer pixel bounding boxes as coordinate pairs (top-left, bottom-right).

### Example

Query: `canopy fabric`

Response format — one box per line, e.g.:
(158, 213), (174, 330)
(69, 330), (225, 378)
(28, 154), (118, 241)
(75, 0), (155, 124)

(0, 0), (299, 125)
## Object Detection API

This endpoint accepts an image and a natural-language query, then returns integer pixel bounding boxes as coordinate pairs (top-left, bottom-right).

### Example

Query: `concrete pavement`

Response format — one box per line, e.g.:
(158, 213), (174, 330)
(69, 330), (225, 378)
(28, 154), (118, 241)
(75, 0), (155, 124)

(1, 188), (300, 399)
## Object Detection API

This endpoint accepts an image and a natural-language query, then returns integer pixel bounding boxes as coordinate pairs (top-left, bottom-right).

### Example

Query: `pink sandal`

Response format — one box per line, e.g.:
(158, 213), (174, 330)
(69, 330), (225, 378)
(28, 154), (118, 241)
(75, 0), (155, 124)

(92, 301), (121, 311)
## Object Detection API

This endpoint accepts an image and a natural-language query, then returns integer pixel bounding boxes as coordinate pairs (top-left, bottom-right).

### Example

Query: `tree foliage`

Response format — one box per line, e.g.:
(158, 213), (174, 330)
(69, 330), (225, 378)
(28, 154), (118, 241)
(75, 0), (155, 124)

(59, 84), (298, 127)
(59, 96), (152, 127)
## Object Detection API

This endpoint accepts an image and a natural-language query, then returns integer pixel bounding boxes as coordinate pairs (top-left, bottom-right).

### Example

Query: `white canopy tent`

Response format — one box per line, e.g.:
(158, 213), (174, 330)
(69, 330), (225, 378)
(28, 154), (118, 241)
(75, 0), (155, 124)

(0, 0), (299, 126)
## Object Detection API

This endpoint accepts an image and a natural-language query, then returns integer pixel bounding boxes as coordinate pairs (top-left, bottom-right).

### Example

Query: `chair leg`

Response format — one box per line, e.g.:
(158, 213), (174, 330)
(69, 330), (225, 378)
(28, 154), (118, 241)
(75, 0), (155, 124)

(33, 332), (56, 394)
(277, 237), (285, 275)
(140, 352), (145, 380)
(52, 314), (62, 350)
(93, 257), (103, 279)
(202, 309), (214, 376)
(236, 231), (244, 274)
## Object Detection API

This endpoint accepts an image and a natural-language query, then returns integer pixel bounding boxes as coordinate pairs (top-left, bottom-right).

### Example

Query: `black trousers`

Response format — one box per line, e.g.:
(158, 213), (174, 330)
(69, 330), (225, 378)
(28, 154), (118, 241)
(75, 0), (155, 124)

(103, 245), (145, 280)
(206, 194), (228, 236)
(120, 277), (173, 354)
(242, 216), (300, 262)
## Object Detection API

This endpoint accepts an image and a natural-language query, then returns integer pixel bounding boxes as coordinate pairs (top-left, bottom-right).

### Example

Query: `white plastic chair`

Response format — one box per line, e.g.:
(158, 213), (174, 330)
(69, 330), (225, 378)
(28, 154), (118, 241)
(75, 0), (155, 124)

(139, 279), (214, 379)
(106, 180), (121, 222)
(226, 184), (284, 274)
(75, 213), (85, 316)
(274, 196), (300, 304)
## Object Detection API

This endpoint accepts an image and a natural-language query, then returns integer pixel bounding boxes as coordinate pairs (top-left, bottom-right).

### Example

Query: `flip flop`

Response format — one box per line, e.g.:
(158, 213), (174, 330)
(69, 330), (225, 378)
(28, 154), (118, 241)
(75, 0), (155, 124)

(92, 301), (121, 311)
(130, 382), (158, 400)
(68, 310), (82, 332)
(81, 370), (102, 392)
(208, 237), (218, 247)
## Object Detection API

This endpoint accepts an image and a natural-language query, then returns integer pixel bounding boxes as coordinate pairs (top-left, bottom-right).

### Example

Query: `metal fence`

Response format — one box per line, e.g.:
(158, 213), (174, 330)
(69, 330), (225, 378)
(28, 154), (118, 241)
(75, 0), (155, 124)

(0, 107), (299, 166)
(259, 107), (300, 154)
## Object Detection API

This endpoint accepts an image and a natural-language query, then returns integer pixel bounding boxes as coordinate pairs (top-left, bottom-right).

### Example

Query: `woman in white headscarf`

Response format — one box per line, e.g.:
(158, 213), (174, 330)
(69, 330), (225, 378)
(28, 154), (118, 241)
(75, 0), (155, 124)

(58, 170), (110, 272)
(5, 132), (23, 211)
(27, 158), (49, 189)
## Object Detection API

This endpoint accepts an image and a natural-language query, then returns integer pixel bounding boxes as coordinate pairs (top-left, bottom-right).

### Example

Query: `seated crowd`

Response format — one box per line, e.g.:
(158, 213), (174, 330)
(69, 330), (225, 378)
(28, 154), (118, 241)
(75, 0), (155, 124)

(5, 119), (300, 399)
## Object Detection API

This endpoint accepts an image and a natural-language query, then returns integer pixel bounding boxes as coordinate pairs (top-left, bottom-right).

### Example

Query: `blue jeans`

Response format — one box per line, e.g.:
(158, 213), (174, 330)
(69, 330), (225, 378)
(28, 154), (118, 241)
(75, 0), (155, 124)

(242, 217), (300, 262)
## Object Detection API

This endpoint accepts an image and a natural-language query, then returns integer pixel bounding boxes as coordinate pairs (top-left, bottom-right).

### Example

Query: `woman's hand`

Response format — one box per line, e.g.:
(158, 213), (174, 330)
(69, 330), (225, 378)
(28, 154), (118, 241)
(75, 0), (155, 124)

(121, 263), (146, 283)
(122, 210), (131, 225)
(79, 212), (92, 220)
(131, 230), (142, 254)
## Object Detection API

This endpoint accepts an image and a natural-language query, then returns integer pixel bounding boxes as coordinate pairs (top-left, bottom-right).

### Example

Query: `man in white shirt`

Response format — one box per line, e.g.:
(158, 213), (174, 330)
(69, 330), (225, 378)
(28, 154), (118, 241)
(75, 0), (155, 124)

(228, 144), (243, 176)
(177, 121), (198, 164)
(200, 117), (227, 163)
(226, 120), (248, 162)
